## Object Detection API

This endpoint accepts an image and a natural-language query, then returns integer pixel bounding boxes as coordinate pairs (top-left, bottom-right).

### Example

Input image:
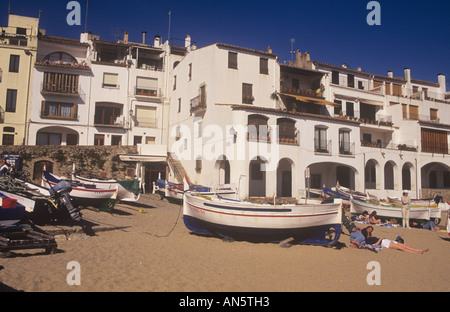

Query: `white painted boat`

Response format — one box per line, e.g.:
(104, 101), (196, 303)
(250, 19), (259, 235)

(387, 196), (436, 208)
(183, 192), (343, 246)
(351, 199), (431, 221)
(73, 175), (140, 202)
(42, 171), (117, 209)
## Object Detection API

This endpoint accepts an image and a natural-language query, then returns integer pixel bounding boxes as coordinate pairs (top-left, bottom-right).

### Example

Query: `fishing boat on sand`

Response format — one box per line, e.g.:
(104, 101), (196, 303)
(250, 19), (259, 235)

(0, 195), (26, 227)
(350, 199), (438, 222)
(386, 196), (436, 208)
(42, 171), (117, 211)
(156, 179), (238, 203)
(182, 191), (343, 246)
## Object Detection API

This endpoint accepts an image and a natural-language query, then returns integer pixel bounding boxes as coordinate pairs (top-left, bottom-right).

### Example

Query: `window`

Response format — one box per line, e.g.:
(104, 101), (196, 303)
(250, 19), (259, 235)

(292, 79), (299, 90)
(43, 52), (77, 65)
(43, 72), (79, 94)
(173, 75), (177, 90)
(135, 106), (157, 127)
(392, 84), (402, 96)
(260, 58), (268, 74)
(178, 98), (181, 113)
(277, 118), (296, 142)
(421, 128), (448, 154)
(228, 52), (238, 69)
(94, 134), (105, 146)
(346, 102), (354, 117)
(146, 137), (156, 145)
(16, 27), (27, 35)
(9, 55), (20, 73)
(37, 132), (62, 146)
(409, 105), (419, 120)
(362, 133), (372, 143)
(242, 83), (253, 104)
(314, 127), (328, 152)
(66, 134), (78, 145)
(358, 81), (364, 90)
(94, 103), (122, 125)
(188, 63), (192, 81)
(134, 136), (142, 146)
(331, 71), (339, 85)
(334, 100), (342, 116)
(6, 89), (17, 112)
(103, 73), (118, 88)
(430, 108), (438, 121)
(136, 77), (158, 96)
(41, 101), (77, 119)
(339, 129), (351, 155)
(111, 135), (122, 146)
(347, 74), (354, 88)
(248, 115), (268, 140)
(2, 134), (14, 145)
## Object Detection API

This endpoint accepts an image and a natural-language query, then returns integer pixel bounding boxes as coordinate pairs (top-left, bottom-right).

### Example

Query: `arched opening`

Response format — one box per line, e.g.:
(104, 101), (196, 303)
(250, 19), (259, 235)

(277, 158), (293, 197)
(365, 159), (379, 190)
(402, 162), (414, 191)
(384, 161), (397, 190)
(33, 160), (53, 184)
(249, 156), (266, 197)
(215, 155), (231, 185)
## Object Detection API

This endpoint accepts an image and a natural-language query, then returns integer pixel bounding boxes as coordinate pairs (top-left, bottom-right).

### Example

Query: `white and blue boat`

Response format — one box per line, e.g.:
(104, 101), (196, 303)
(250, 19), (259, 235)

(182, 192), (343, 246)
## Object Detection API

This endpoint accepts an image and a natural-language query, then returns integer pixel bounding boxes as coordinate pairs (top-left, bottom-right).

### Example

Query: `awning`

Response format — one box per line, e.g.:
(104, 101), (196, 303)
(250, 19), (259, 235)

(358, 98), (384, 106)
(281, 93), (340, 106)
(119, 155), (167, 163)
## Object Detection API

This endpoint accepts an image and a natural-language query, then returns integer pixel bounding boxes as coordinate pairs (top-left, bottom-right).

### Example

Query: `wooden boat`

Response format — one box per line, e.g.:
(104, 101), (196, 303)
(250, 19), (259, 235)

(0, 194), (26, 227)
(387, 196), (436, 208)
(350, 199), (432, 221)
(73, 174), (140, 202)
(42, 171), (118, 211)
(182, 192), (343, 246)
(156, 179), (238, 203)
(335, 184), (378, 202)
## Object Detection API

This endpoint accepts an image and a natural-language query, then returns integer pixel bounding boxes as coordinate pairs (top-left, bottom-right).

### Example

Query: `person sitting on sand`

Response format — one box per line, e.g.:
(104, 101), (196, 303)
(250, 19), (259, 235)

(349, 227), (366, 248)
(354, 211), (369, 222)
(412, 221), (439, 231)
(361, 226), (381, 245)
(369, 211), (381, 225)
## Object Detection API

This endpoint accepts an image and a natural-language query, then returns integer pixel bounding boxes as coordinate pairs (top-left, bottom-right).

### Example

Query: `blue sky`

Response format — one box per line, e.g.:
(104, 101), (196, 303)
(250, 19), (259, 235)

(2, 0), (449, 87)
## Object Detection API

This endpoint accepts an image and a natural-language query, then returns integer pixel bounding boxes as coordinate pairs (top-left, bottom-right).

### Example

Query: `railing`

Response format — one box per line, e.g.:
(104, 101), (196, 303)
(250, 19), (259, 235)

(135, 87), (160, 97)
(41, 82), (83, 97)
(190, 96), (207, 114)
(339, 142), (355, 156)
(361, 140), (418, 152)
(314, 139), (332, 154)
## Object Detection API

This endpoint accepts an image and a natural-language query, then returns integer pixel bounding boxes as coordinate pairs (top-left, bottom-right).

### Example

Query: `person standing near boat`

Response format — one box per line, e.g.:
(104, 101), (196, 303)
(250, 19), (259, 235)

(401, 190), (411, 229)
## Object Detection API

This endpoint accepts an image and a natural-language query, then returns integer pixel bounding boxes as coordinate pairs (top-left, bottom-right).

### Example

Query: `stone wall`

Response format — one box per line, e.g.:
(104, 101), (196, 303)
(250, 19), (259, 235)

(0, 145), (138, 182)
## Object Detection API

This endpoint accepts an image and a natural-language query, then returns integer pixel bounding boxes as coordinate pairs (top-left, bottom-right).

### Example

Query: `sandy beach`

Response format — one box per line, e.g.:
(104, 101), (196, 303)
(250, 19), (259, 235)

(0, 193), (449, 293)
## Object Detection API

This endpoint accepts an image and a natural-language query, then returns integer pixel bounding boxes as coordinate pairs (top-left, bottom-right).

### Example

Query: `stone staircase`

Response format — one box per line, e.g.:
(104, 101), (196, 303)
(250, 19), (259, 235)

(167, 152), (190, 183)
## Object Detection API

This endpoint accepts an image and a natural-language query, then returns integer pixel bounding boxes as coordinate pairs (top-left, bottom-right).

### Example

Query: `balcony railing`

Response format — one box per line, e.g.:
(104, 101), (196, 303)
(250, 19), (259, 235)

(135, 87), (160, 98)
(41, 82), (83, 97)
(190, 96), (207, 114)
(314, 139), (332, 155)
(339, 142), (355, 156)
(361, 140), (418, 152)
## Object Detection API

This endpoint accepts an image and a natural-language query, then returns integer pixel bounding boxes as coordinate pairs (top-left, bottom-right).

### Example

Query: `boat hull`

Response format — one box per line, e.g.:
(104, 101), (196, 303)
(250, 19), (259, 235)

(183, 193), (342, 246)
(74, 175), (140, 202)
(351, 200), (431, 220)
(0, 195), (26, 227)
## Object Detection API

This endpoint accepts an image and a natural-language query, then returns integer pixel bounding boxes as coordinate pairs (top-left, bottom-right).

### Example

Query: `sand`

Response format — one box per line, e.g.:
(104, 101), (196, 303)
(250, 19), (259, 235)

(0, 193), (449, 293)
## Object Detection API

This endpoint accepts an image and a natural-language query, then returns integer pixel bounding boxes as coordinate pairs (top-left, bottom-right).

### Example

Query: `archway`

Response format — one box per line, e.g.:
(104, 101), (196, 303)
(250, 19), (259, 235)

(384, 161), (397, 190)
(365, 159), (380, 190)
(277, 158), (293, 197)
(249, 156), (267, 197)
(215, 155), (231, 185)
(402, 162), (414, 191)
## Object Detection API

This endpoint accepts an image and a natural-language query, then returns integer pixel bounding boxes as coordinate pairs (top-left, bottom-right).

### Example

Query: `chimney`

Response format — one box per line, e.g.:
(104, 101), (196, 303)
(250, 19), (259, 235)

(142, 31), (147, 45)
(357, 67), (362, 72)
(185, 35), (191, 48)
(154, 35), (161, 48)
(438, 73), (446, 93)
(267, 46), (272, 54)
(404, 68), (411, 82)
(388, 71), (393, 78)
(124, 31), (129, 44)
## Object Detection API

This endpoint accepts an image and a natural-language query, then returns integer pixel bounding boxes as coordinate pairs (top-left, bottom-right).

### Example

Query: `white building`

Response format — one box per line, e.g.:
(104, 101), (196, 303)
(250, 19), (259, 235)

(166, 45), (450, 201)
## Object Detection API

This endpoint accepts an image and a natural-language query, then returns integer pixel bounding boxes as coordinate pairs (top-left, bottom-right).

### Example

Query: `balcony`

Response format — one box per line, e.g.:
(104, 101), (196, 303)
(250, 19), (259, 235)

(41, 82), (84, 98)
(361, 140), (418, 152)
(135, 87), (161, 99)
(339, 142), (355, 156)
(190, 96), (206, 115)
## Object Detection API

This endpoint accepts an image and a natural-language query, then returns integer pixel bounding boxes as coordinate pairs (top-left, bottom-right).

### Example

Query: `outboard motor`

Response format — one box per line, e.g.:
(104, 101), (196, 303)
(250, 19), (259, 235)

(49, 180), (82, 222)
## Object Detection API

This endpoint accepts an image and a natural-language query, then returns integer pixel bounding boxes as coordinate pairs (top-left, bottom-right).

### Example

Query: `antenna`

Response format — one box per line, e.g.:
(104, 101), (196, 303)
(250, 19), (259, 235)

(84, 0), (90, 33)
(290, 38), (295, 62)
(168, 10), (172, 43)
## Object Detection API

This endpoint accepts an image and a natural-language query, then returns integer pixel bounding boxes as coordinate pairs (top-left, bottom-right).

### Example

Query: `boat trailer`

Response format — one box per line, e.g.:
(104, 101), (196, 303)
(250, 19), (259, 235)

(0, 225), (57, 258)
